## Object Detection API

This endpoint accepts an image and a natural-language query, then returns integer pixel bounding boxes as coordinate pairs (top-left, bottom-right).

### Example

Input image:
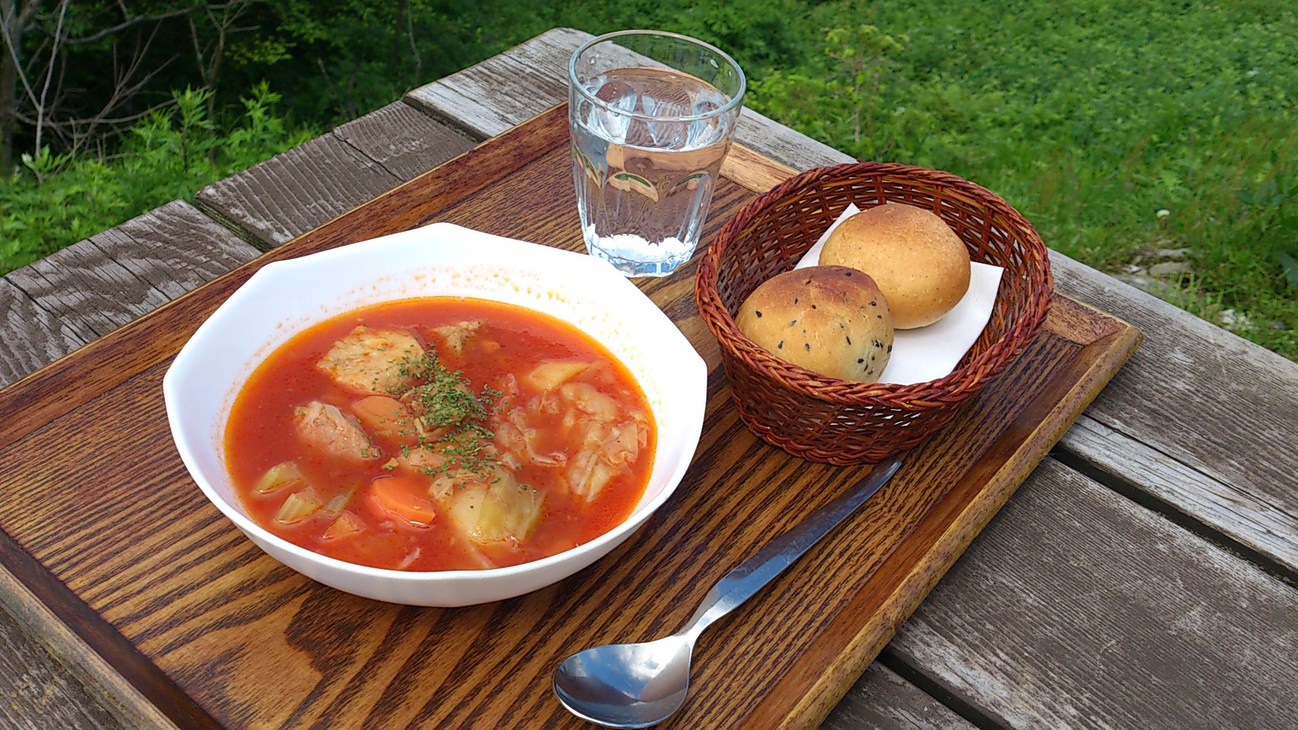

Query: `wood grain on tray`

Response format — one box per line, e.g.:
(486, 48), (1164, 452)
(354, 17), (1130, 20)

(0, 103), (1140, 728)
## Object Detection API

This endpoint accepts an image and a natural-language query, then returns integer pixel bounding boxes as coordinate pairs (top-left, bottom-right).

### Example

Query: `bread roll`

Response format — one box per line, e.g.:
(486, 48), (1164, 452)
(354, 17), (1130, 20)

(819, 204), (970, 329)
(735, 266), (893, 382)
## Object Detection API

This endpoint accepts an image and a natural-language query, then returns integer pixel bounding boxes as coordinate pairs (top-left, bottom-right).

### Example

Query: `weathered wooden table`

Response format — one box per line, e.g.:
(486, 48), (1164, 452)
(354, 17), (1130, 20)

(1, 28), (1294, 730)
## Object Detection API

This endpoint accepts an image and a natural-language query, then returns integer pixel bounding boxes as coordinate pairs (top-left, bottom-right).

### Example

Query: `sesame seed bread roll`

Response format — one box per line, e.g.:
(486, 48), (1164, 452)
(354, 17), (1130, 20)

(819, 203), (971, 329)
(735, 266), (893, 382)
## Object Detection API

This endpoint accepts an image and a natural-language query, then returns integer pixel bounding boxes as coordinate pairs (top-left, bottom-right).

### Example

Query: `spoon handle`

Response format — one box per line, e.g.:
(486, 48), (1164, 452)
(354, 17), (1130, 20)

(680, 456), (903, 640)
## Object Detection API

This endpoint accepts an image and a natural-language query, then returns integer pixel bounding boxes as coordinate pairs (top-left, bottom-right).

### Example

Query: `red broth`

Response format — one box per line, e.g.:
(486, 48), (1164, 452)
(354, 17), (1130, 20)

(224, 297), (656, 572)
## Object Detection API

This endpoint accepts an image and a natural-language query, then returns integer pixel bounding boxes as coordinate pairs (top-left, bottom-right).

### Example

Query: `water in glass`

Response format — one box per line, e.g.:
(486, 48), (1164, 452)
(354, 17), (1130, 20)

(572, 66), (736, 277)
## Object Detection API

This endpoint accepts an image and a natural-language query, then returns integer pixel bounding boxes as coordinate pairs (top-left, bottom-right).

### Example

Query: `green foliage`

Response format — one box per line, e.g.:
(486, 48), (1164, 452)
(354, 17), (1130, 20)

(746, 0), (1298, 358)
(749, 24), (907, 157)
(1278, 250), (1298, 293)
(218, 0), (575, 124)
(0, 85), (314, 272)
(1155, 121), (1298, 355)
(654, 0), (819, 72)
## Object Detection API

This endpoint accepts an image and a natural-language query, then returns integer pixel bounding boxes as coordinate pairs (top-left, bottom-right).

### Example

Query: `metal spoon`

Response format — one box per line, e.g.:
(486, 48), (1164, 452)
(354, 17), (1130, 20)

(553, 456), (903, 727)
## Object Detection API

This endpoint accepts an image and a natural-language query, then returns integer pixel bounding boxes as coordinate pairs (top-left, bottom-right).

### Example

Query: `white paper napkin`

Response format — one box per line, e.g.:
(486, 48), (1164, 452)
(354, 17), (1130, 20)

(794, 204), (1003, 385)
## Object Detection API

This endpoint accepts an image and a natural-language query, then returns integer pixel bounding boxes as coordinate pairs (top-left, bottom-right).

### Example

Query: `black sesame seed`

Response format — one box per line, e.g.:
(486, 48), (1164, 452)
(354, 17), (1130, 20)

(755, 310), (763, 318)
(811, 304), (817, 309)
(845, 336), (852, 345)
(793, 297), (799, 304)
(870, 300), (877, 307)
(777, 340), (784, 349)
(804, 343), (811, 351)
(857, 358), (864, 364)
(845, 271), (853, 276)
(887, 344), (893, 353)
(790, 319), (798, 326)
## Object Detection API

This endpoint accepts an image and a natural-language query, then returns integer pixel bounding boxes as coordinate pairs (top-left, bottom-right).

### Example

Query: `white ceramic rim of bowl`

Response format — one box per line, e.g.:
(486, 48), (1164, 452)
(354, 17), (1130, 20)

(162, 222), (707, 606)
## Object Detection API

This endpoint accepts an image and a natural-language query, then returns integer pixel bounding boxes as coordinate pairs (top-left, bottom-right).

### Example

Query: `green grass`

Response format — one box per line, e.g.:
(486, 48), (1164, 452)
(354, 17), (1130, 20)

(741, 0), (1298, 358)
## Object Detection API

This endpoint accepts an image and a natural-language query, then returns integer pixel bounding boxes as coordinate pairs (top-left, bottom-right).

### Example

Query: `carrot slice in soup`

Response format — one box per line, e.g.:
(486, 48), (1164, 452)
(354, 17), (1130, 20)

(368, 475), (437, 527)
(352, 395), (417, 445)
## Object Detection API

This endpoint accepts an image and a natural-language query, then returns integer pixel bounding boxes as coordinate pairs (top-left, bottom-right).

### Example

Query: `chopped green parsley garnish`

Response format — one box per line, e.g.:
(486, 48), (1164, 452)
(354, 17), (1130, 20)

(396, 350), (500, 480)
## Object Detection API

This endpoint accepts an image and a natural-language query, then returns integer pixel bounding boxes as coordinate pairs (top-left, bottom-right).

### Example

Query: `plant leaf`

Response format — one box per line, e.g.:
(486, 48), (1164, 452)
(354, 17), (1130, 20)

(1275, 249), (1298, 291)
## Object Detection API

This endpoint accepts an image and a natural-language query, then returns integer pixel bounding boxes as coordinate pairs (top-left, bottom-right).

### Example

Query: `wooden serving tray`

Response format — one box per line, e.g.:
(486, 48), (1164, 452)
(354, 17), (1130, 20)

(0, 104), (1140, 729)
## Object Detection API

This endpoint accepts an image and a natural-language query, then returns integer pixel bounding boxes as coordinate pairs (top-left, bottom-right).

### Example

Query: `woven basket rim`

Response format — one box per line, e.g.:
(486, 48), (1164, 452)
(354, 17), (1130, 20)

(696, 160), (1054, 408)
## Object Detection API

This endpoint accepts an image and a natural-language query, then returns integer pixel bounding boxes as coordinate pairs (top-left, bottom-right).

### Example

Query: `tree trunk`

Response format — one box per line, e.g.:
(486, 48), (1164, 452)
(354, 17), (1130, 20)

(390, 1), (402, 71)
(0, 0), (23, 172)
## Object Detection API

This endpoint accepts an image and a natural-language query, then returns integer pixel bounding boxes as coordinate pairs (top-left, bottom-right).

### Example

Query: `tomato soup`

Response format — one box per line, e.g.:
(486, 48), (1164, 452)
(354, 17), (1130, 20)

(224, 297), (656, 572)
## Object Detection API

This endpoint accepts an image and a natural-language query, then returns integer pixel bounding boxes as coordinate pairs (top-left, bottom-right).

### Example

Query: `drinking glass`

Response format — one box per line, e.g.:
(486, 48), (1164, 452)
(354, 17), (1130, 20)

(568, 30), (746, 277)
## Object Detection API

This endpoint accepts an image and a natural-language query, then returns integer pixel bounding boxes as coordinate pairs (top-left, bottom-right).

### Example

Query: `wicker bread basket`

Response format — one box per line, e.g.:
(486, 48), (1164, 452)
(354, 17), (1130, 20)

(695, 162), (1054, 464)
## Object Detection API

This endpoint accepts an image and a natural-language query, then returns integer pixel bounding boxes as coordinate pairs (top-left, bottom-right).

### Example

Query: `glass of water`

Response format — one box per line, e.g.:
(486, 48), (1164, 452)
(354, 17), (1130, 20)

(568, 30), (746, 277)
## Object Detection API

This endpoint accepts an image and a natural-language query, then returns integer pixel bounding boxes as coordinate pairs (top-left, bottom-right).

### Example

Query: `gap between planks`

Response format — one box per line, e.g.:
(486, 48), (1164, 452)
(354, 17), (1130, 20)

(1054, 416), (1298, 585)
(877, 650), (1006, 730)
(888, 457), (1297, 729)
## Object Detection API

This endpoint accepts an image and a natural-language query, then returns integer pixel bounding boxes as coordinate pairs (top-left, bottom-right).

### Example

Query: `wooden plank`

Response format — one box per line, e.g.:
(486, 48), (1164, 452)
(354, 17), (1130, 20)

(822, 665), (975, 730)
(5, 238), (172, 344)
(1, 201), (257, 367)
(1062, 414), (1298, 576)
(0, 279), (83, 388)
(195, 102), (479, 250)
(331, 100), (476, 181)
(888, 457), (1298, 729)
(3, 200), (255, 342)
(405, 28), (587, 139)
(719, 142), (799, 195)
(733, 108), (860, 171)
(0, 109), (1136, 729)
(106, 201), (261, 300)
(0, 567), (173, 730)
(0, 608), (126, 730)
(405, 27), (851, 170)
(1048, 250), (1298, 567)
(195, 133), (403, 247)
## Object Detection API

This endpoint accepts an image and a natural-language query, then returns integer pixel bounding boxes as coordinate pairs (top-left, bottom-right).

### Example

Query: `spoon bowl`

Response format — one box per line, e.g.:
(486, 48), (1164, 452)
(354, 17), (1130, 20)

(552, 457), (902, 727)
(553, 635), (693, 728)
